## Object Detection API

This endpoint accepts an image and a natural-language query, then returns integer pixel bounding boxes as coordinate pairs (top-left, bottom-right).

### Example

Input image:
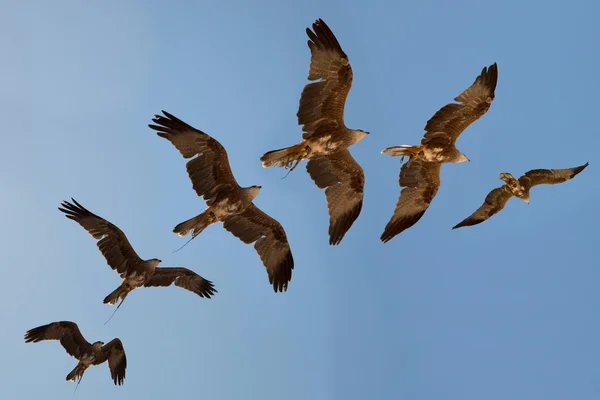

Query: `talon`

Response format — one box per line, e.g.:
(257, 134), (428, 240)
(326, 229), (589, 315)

(207, 212), (216, 223)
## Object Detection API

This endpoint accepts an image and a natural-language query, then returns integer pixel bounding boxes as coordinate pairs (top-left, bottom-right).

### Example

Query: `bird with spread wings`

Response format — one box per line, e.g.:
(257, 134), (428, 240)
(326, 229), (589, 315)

(149, 111), (294, 292)
(25, 321), (127, 385)
(260, 18), (368, 245)
(59, 199), (216, 308)
(380, 63), (498, 243)
(452, 163), (589, 229)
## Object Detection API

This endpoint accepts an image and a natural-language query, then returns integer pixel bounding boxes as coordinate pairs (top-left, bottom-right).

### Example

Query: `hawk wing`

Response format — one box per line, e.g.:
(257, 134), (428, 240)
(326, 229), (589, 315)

(222, 205), (293, 292)
(421, 63), (498, 147)
(519, 163), (589, 191)
(25, 321), (91, 360)
(298, 19), (353, 140)
(452, 185), (513, 229)
(59, 199), (144, 276)
(149, 111), (241, 201)
(381, 158), (441, 243)
(95, 339), (127, 386)
(144, 267), (217, 299)
(306, 149), (364, 245)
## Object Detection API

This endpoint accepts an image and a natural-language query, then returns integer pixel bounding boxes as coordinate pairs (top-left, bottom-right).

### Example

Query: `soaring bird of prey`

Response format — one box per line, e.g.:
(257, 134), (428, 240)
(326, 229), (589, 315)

(59, 199), (216, 308)
(380, 63), (498, 243)
(149, 111), (294, 292)
(260, 18), (368, 245)
(452, 163), (589, 229)
(25, 321), (126, 385)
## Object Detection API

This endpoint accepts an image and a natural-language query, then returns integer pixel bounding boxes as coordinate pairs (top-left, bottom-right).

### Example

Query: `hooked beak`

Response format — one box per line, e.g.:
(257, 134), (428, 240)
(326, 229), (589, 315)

(258, 186), (262, 189)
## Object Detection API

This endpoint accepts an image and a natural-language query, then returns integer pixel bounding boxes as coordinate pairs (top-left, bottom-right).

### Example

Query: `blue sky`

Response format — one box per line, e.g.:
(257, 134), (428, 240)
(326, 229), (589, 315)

(2, 0), (599, 399)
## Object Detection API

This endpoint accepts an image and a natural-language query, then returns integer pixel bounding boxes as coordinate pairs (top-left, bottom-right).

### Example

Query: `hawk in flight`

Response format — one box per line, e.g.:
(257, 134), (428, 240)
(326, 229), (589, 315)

(260, 19), (368, 245)
(59, 199), (216, 307)
(150, 111), (294, 292)
(25, 321), (127, 385)
(453, 163), (589, 229)
(380, 63), (498, 243)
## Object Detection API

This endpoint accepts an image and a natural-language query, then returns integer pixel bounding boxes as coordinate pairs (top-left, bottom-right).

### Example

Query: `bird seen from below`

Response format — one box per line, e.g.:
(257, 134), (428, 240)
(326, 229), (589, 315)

(149, 111), (294, 293)
(452, 162), (589, 229)
(25, 321), (127, 386)
(59, 199), (216, 309)
(380, 63), (498, 243)
(260, 18), (367, 246)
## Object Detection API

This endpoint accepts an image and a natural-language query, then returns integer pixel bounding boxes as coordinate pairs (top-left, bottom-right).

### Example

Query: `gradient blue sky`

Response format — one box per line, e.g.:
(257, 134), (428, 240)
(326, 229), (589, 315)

(2, 1), (599, 399)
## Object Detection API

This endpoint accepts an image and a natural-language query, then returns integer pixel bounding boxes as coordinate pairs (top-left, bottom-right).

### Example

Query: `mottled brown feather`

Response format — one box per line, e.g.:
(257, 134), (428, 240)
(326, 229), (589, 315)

(306, 149), (364, 245)
(144, 267), (216, 298)
(452, 186), (513, 229)
(94, 339), (127, 386)
(381, 158), (441, 242)
(422, 63), (498, 146)
(519, 163), (589, 190)
(149, 110), (241, 200)
(58, 199), (145, 276)
(25, 321), (91, 359)
(298, 19), (353, 139)
(222, 205), (293, 292)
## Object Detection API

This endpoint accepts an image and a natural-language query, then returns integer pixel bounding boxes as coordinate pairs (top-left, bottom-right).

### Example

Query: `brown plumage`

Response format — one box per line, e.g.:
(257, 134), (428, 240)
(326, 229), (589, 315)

(453, 163), (589, 229)
(260, 18), (368, 245)
(150, 111), (294, 292)
(382, 63), (498, 164)
(380, 157), (442, 243)
(59, 199), (216, 306)
(25, 321), (127, 385)
(380, 63), (498, 242)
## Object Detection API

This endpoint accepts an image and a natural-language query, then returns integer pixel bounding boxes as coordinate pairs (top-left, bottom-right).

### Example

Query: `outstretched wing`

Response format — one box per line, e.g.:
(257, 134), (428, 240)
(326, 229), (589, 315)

(306, 149), (364, 245)
(298, 19), (353, 139)
(144, 267), (217, 299)
(222, 205), (294, 292)
(421, 63), (498, 147)
(452, 185), (513, 229)
(25, 321), (91, 360)
(381, 158), (441, 243)
(95, 339), (127, 386)
(59, 199), (143, 275)
(519, 163), (589, 190)
(149, 111), (241, 201)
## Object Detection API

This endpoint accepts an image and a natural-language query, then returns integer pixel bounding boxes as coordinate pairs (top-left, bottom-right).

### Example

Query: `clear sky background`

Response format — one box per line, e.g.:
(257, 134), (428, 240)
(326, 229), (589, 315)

(1, 0), (598, 399)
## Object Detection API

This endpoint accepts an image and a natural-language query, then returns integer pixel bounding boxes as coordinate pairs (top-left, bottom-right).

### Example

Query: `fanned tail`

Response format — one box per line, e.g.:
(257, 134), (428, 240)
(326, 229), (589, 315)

(260, 142), (310, 169)
(380, 145), (420, 157)
(173, 209), (214, 238)
(103, 284), (129, 305)
(66, 364), (86, 383)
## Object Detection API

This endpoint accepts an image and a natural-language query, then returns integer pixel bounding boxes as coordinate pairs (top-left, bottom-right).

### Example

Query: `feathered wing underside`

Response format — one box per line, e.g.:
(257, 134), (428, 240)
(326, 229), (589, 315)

(519, 163), (589, 190)
(144, 267), (216, 298)
(452, 186), (513, 229)
(24, 321), (91, 360)
(149, 110), (241, 201)
(94, 339), (127, 385)
(381, 158), (441, 243)
(222, 205), (294, 292)
(58, 199), (143, 276)
(421, 63), (498, 146)
(298, 19), (353, 139)
(306, 149), (364, 245)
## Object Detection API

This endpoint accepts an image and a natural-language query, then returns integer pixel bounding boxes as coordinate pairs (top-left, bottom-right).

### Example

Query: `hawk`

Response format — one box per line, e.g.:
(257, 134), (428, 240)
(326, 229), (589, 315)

(25, 321), (126, 385)
(149, 111), (294, 292)
(59, 199), (216, 307)
(260, 19), (368, 245)
(380, 63), (498, 242)
(453, 163), (589, 229)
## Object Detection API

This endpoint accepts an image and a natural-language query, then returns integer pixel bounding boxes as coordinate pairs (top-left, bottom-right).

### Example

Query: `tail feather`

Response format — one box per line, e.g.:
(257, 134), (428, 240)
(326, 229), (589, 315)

(103, 285), (129, 305)
(173, 209), (213, 238)
(66, 364), (86, 382)
(381, 145), (420, 157)
(260, 143), (309, 168)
